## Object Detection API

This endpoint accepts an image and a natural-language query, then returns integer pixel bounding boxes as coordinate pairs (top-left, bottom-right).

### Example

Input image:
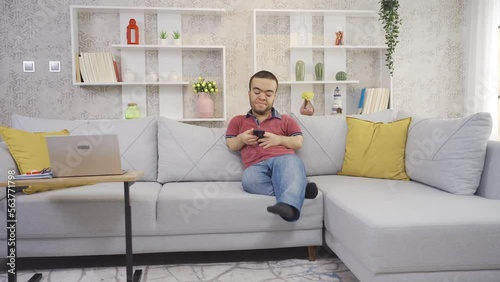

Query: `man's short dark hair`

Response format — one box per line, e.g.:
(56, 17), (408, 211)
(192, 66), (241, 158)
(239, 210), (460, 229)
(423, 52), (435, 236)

(249, 70), (279, 92)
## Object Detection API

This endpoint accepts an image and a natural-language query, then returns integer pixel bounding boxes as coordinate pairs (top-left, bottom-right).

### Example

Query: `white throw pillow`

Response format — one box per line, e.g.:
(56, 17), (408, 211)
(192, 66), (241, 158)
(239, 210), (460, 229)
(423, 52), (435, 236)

(157, 117), (244, 183)
(397, 111), (492, 195)
(292, 109), (395, 176)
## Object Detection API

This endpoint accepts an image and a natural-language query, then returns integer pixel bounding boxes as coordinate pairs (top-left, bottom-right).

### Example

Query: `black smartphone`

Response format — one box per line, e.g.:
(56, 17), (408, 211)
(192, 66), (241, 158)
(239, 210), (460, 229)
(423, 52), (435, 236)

(253, 129), (265, 139)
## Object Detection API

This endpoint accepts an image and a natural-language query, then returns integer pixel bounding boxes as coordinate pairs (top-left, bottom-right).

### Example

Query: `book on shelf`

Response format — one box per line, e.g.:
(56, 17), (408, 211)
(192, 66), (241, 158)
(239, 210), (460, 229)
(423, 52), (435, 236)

(357, 88), (366, 114)
(75, 54), (82, 82)
(111, 51), (121, 82)
(78, 52), (119, 83)
(360, 88), (390, 114)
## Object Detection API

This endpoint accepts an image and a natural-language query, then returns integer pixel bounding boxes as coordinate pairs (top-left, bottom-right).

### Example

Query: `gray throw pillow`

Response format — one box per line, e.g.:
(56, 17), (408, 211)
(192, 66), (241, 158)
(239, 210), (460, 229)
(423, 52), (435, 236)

(157, 117), (244, 183)
(292, 109), (395, 176)
(397, 111), (492, 195)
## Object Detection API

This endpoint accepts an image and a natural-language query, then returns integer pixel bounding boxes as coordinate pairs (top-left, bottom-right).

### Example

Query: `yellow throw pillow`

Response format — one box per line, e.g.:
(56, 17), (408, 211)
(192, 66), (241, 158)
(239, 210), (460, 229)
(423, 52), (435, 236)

(0, 126), (70, 174)
(338, 117), (411, 180)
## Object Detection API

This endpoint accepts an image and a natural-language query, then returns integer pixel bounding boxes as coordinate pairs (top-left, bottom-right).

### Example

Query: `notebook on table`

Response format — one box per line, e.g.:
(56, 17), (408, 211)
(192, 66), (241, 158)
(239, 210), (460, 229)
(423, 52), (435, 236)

(46, 135), (123, 178)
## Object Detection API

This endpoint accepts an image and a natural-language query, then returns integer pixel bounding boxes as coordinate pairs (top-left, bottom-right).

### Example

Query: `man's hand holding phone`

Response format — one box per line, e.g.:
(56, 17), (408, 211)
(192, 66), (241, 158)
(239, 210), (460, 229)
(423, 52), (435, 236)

(253, 129), (265, 139)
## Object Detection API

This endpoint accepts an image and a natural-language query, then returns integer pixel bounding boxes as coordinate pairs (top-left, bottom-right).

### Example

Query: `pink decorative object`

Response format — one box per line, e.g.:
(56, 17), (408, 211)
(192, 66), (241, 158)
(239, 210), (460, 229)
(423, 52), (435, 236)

(300, 100), (314, 116)
(195, 92), (215, 118)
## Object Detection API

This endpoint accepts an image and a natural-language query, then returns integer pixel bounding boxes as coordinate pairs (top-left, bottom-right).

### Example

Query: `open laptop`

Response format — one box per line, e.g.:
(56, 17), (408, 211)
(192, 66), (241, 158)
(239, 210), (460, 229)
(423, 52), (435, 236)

(46, 135), (123, 177)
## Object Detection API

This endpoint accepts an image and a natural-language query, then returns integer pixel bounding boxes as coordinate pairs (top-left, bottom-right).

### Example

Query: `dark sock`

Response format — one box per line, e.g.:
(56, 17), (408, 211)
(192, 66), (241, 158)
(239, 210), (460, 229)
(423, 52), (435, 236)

(267, 202), (296, 221)
(305, 182), (318, 199)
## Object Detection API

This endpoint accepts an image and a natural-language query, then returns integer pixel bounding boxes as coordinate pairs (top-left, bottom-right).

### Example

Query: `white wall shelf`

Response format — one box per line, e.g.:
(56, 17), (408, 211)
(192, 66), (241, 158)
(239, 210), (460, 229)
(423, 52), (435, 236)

(253, 9), (392, 116)
(111, 45), (225, 51)
(70, 5), (227, 121)
(281, 80), (360, 85)
(71, 5), (225, 14)
(75, 82), (190, 86)
(254, 9), (378, 17)
(289, 45), (388, 50)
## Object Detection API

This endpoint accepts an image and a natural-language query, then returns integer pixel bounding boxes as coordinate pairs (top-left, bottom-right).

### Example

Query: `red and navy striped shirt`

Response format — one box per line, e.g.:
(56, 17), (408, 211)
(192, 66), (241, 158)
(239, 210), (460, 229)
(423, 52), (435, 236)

(226, 108), (302, 168)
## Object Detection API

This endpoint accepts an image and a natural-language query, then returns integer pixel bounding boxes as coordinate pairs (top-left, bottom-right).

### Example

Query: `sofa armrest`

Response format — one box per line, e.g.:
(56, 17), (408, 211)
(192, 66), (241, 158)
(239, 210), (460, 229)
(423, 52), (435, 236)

(476, 140), (500, 199)
(0, 142), (18, 181)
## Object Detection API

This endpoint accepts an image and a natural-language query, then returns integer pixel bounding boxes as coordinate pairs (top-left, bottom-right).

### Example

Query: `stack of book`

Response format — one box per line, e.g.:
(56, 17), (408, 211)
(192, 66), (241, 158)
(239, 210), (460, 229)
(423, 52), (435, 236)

(357, 88), (390, 114)
(76, 52), (121, 83)
(15, 172), (53, 180)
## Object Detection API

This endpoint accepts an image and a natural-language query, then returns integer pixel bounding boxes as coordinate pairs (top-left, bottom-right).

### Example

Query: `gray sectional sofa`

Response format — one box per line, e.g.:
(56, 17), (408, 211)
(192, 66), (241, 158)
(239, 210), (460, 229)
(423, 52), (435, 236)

(1, 111), (500, 282)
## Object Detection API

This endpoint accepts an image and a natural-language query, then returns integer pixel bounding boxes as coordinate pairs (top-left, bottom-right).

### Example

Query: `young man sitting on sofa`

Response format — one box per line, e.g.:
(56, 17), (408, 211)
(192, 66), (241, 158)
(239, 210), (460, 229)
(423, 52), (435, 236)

(225, 70), (318, 222)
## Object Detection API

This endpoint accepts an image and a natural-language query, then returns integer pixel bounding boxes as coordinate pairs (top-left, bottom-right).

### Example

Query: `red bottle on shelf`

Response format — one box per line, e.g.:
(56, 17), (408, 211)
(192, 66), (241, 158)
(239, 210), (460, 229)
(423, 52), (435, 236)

(127, 19), (139, 45)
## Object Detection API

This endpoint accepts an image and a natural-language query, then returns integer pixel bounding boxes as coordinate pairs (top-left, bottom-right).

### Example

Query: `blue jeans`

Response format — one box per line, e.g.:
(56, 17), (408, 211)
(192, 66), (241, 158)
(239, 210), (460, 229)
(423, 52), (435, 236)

(241, 154), (307, 222)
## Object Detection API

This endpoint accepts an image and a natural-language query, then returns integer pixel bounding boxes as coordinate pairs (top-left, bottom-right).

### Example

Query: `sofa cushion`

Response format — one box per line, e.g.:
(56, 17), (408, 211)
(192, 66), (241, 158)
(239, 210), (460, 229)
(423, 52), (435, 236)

(0, 182), (162, 238)
(0, 126), (69, 174)
(157, 117), (245, 183)
(338, 117), (411, 180)
(155, 181), (323, 235)
(10, 113), (158, 182)
(292, 110), (395, 176)
(397, 111), (492, 195)
(312, 175), (500, 273)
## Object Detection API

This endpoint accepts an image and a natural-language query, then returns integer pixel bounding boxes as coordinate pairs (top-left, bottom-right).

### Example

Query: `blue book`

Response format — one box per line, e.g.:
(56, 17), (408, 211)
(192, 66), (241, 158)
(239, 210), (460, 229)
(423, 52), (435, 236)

(14, 172), (53, 180)
(357, 88), (366, 114)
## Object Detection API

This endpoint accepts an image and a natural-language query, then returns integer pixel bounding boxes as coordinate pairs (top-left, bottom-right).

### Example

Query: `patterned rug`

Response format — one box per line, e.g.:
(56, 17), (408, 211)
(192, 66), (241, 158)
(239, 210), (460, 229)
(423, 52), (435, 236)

(0, 249), (360, 282)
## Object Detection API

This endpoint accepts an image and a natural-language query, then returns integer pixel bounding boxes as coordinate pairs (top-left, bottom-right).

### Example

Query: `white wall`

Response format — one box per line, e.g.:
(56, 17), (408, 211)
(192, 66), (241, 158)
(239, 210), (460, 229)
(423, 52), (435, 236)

(0, 0), (466, 126)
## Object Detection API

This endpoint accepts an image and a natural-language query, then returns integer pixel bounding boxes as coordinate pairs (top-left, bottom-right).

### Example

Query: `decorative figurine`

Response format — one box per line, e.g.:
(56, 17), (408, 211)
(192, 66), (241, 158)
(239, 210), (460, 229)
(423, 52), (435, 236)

(331, 87), (343, 114)
(127, 19), (139, 45)
(335, 27), (344, 46)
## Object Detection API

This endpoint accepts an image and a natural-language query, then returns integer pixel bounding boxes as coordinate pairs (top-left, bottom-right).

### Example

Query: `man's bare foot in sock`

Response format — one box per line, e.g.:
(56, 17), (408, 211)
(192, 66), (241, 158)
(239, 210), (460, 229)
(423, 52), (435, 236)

(305, 182), (318, 199)
(267, 202), (297, 221)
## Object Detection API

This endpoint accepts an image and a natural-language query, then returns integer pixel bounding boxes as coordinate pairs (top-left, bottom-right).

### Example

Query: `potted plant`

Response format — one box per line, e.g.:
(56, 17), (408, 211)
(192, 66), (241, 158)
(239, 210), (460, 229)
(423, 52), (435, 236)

(172, 30), (181, 46)
(300, 91), (315, 116)
(379, 0), (401, 76)
(192, 76), (218, 118)
(159, 30), (168, 45)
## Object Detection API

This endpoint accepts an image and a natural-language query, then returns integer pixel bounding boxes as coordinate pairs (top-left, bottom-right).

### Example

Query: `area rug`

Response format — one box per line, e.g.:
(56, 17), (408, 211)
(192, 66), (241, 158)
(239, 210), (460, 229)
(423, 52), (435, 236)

(1, 256), (359, 282)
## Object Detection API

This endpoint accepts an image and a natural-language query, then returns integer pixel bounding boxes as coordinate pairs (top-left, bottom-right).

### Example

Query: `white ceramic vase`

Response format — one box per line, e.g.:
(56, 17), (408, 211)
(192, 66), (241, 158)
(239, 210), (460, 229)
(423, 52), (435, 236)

(146, 71), (158, 82)
(122, 69), (135, 82)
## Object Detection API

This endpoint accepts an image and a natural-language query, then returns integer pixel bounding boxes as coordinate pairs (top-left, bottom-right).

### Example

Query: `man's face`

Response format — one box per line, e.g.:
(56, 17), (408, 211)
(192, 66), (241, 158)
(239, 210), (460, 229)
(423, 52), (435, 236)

(248, 77), (277, 116)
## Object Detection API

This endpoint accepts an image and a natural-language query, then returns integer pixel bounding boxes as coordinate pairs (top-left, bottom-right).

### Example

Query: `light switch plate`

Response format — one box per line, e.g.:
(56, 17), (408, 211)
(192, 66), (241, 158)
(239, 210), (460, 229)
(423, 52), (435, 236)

(23, 61), (35, 72)
(49, 61), (61, 72)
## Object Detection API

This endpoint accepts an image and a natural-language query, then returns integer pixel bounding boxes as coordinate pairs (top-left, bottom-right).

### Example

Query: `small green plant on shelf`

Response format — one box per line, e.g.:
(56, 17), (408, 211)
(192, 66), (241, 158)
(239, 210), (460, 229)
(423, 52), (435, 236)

(159, 30), (168, 39)
(172, 30), (181, 39)
(192, 77), (219, 97)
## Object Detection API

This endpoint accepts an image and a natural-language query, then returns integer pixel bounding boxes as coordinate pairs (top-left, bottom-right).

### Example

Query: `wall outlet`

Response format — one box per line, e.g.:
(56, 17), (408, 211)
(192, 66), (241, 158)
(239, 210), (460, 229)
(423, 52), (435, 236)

(49, 61), (61, 72)
(23, 61), (35, 72)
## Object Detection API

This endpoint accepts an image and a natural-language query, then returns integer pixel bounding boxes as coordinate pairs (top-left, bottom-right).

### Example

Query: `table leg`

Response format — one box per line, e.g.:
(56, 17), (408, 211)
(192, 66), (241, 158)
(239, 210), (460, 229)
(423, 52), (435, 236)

(123, 181), (142, 282)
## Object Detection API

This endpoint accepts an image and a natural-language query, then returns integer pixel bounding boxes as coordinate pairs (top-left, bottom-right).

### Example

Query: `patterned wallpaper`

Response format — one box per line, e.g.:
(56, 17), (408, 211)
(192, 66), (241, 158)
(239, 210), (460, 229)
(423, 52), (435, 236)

(0, 0), (465, 127)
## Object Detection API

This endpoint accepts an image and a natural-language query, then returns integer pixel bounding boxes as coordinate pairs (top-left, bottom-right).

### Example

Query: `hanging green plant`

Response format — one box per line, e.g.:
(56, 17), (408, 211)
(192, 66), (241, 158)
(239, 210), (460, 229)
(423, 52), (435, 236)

(379, 0), (401, 76)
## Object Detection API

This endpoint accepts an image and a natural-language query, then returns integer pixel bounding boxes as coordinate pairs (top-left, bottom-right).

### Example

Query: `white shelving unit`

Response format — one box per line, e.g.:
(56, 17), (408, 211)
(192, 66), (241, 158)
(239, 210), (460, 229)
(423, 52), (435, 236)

(70, 6), (227, 121)
(252, 9), (392, 115)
